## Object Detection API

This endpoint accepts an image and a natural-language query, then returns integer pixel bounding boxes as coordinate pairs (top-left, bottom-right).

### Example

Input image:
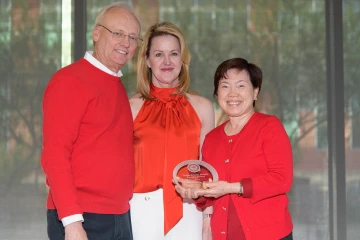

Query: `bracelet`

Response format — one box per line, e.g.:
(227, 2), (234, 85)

(237, 182), (243, 196)
(202, 214), (212, 218)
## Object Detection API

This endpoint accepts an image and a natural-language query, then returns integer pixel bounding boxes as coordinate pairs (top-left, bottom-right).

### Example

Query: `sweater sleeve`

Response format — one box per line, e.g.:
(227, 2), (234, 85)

(250, 117), (293, 203)
(41, 72), (88, 219)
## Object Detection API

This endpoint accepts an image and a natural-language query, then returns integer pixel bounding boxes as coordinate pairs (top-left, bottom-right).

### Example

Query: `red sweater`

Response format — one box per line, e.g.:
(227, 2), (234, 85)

(199, 112), (293, 240)
(41, 59), (134, 219)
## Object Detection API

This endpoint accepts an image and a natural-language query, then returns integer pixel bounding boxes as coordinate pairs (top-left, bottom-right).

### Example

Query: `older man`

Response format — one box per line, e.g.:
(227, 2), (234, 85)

(41, 2), (141, 240)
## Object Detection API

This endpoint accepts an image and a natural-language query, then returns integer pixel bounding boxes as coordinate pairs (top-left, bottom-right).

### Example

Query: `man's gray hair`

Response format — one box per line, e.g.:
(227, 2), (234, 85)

(95, 2), (141, 28)
(93, 2), (141, 46)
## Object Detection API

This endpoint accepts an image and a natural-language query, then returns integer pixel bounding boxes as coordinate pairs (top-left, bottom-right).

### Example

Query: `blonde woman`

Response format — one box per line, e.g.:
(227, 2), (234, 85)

(129, 22), (214, 240)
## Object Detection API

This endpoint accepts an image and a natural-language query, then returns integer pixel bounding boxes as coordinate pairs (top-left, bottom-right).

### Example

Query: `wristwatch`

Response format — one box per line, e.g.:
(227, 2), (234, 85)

(202, 214), (212, 218)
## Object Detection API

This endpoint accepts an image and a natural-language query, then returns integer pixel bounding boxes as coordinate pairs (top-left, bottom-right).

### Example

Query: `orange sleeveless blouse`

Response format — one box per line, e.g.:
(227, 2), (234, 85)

(133, 84), (201, 234)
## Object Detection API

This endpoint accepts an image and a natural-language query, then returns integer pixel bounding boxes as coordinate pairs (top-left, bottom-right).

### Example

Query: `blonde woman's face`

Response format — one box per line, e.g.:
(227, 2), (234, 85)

(146, 35), (182, 88)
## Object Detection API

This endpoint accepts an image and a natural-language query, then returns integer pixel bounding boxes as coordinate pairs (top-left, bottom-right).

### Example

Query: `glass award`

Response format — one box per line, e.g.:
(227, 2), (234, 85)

(173, 160), (218, 189)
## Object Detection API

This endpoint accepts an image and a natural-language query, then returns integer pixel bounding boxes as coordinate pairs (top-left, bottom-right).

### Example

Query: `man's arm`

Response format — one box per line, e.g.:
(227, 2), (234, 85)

(62, 214), (84, 226)
(41, 73), (88, 220)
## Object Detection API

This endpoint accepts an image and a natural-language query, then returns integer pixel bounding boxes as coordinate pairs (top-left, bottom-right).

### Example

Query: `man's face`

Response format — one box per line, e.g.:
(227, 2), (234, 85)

(92, 8), (140, 73)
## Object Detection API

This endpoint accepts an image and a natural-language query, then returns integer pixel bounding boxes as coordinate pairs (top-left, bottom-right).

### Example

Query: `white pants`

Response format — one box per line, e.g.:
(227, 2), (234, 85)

(130, 189), (202, 240)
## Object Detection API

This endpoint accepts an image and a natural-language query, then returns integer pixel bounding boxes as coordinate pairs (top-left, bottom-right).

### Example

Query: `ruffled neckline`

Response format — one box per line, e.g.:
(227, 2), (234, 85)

(150, 83), (181, 102)
(150, 83), (177, 98)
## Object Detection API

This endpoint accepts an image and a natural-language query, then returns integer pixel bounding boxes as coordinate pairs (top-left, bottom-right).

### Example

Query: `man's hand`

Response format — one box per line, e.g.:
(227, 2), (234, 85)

(65, 221), (88, 240)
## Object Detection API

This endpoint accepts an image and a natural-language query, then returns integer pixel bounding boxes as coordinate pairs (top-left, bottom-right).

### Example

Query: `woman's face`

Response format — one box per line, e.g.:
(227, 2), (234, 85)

(146, 35), (182, 88)
(217, 69), (259, 118)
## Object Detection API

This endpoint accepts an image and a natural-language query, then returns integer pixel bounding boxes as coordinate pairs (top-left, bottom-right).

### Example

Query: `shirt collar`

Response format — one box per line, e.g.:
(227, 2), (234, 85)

(84, 51), (123, 77)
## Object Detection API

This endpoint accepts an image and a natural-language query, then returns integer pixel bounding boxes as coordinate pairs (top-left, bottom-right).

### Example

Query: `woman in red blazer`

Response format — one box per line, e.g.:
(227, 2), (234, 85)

(176, 58), (293, 240)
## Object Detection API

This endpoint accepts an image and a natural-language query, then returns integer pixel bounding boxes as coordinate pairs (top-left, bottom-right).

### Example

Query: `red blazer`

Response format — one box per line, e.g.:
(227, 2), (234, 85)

(199, 112), (293, 240)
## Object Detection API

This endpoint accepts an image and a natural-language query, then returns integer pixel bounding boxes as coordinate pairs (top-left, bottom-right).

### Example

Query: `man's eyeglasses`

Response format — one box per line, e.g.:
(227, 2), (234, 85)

(97, 24), (143, 46)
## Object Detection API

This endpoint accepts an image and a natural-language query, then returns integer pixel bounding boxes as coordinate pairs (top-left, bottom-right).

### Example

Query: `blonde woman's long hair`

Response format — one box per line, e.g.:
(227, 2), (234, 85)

(136, 22), (191, 99)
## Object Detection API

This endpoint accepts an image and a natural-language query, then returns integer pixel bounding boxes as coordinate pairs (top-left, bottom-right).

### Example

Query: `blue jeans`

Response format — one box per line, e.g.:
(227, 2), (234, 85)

(47, 210), (133, 240)
(281, 232), (293, 240)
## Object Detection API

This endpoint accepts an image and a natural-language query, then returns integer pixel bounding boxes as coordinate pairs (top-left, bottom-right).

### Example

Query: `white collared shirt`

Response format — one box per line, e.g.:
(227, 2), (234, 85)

(84, 51), (123, 77)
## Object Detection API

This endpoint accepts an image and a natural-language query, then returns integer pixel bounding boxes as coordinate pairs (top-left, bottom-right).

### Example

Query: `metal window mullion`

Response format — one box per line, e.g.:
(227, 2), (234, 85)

(325, 0), (347, 239)
(73, 0), (86, 62)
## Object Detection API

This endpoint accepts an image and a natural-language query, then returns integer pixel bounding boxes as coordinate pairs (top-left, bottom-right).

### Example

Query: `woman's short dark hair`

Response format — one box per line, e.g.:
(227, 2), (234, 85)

(213, 58), (262, 107)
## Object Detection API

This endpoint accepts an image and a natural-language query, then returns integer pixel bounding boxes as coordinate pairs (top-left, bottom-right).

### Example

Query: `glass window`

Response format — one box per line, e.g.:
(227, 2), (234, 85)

(316, 108), (328, 149)
(137, 1), (331, 238)
(1, 0), (359, 239)
(350, 97), (360, 149)
(0, 0), (63, 239)
(344, 0), (360, 238)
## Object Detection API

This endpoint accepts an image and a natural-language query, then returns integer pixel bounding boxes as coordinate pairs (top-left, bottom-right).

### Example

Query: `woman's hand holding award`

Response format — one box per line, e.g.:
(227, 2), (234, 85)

(173, 160), (218, 190)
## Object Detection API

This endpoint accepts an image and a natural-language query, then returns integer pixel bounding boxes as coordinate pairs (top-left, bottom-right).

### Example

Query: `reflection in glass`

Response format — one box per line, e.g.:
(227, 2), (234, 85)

(0, 0), (62, 239)
(344, 1), (360, 238)
(158, 2), (330, 238)
(0, 0), (359, 239)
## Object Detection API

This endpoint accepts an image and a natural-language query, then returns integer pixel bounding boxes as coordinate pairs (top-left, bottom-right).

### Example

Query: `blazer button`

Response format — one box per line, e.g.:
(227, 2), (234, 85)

(221, 231), (226, 234)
